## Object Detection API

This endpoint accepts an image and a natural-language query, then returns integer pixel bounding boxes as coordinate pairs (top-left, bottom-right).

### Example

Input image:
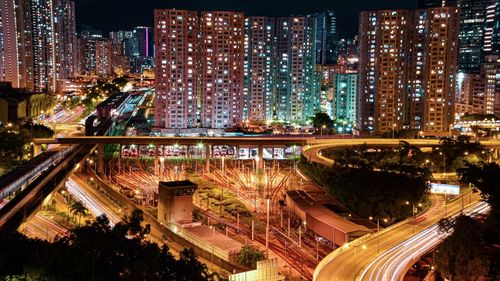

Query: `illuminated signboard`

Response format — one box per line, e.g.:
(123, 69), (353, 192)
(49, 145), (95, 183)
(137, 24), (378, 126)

(429, 183), (460, 195)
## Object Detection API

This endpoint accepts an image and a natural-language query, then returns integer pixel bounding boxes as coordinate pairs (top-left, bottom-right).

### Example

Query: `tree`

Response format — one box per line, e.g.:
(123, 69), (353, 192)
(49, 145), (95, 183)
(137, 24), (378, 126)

(310, 112), (334, 132)
(0, 210), (214, 281)
(435, 215), (489, 281)
(235, 245), (265, 269)
(0, 129), (30, 169)
(21, 123), (54, 139)
(69, 200), (88, 225)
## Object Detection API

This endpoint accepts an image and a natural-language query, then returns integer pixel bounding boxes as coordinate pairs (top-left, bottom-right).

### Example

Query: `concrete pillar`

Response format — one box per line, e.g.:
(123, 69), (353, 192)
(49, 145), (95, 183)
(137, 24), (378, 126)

(205, 144), (210, 173)
(154, 144), (159, 175)
(33, 144), (42, 157)
(97, 144), (104, 175)
(118, 145), (122, 173)
(258, 145), (264, 170)
(494, 149), (499, 160)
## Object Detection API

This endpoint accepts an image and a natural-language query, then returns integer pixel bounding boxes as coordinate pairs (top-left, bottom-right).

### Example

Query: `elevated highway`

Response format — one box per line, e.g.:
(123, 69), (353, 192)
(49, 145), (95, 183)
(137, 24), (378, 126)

(304, 139), (499, 281)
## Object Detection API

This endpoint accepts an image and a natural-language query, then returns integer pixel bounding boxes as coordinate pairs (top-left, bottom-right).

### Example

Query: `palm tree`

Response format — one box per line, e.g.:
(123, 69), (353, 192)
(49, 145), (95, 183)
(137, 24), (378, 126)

(69, 200), (88, 225)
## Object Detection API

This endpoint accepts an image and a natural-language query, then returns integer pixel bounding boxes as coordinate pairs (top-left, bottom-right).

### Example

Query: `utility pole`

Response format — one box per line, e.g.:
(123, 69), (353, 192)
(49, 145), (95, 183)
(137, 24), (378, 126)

(266, 198), (270, 258)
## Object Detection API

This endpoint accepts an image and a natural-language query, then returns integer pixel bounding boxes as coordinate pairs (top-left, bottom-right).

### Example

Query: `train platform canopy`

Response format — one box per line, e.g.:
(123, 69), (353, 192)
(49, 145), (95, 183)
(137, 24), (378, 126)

(286, 190), (372, 245)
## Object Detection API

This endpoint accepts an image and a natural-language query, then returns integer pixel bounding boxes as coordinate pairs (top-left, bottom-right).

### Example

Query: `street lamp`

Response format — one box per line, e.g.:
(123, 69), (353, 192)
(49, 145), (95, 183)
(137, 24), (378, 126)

(369, 217), (387, 253)
(392, 123), (397, 139)
(209, 225), (215, 271)
(321, 124), (326, 139)
(299, 220), (306, 247)
(159, 157), (165, 180)
(346, 243), (367, 274)
(439, 151), (446, 179)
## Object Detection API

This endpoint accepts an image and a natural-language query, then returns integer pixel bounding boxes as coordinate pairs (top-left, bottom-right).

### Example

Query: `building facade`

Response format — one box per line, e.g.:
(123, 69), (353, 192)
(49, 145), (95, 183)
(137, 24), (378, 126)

(154, 9), (198, 129)
(358, 8), (460, 134)
(0, 0), (76, 93)
(95, 38), (113, 77)
(332, 73), (357, 123)
(243, 16), (276, 123)
(199, 11), (245, 129)
(275, 17), (317, 123)
(310, 11), (337, 65)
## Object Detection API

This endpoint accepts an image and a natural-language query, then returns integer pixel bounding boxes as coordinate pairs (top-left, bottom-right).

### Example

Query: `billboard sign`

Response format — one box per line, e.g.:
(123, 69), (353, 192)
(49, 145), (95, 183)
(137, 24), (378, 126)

(429, 183), (460, 195)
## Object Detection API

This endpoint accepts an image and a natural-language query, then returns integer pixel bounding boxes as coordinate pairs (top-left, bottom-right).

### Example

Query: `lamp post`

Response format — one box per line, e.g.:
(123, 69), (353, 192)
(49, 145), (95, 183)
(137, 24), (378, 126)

(159, 157), (165, 180)
(321, 124), (326, 139)
(266, 198), (270, 258)
(209, 225), (215, 271)
(369, 217), (387, 253)
(392, 123), (397, 139)
(439, 152), (446, 181)
(299, 221), (306, 247)
(346, 243), (367, 275)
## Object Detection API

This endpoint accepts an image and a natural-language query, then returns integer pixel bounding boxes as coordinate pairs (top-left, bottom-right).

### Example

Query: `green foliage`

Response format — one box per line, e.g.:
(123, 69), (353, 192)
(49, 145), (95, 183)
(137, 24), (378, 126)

(69, 200), (88, 226)
(235, 245), (265, 269)
(112, 77), (130, 89)
(299, 157), (428, 221)
(310, 112), (334, 132)
(435, 215), (489, 281)
(460, 113), (499, 121)
(0, 129), (30, 168)
(21, 123), (54, 139)
(81, 80), (121, 117)
(457, 162), (500, 244)
(0, 210), (215, 281)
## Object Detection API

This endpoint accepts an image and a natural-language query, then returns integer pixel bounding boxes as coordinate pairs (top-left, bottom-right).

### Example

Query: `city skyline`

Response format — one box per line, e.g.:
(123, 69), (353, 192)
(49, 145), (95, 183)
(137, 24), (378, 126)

(0, 0), (499, 280)
(73, 0), (418, 38)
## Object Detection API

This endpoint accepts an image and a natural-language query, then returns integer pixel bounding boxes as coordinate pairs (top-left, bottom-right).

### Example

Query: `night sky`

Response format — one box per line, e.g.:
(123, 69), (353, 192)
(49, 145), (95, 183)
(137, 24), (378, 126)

(74, 0), (417, 38)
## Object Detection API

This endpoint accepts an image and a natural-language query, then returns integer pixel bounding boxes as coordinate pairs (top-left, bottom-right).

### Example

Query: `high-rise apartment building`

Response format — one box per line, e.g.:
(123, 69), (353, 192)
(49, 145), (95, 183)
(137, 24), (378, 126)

(358, 10), (410, 133)
(54, 0), (77, 80)
(154, 9), (198, 129)
(243, 16), (276, 122)
(484, 0), (500, 56)
(480, 55), (500, 115)
(454, 73), (476, 118)
(275, 16), (317, 123)
(457, 0), (490, 73)
(422, 8), (460, 132)
(358, 7), (460, 134)
(332, 73), (357, 123)
(132, 26), (153, 58)
(199, 11), (245, 129)
(0, 0), (33, 90)
(420, 0), (491, 73)
(336, 37), (359, 72)
(0, 0), (76, 93)
(95, 38), (113, 77)
(310, 11), (337, 65)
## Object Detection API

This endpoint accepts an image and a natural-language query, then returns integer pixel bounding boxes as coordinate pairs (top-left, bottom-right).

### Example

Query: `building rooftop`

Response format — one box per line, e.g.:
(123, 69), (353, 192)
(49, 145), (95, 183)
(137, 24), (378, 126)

(287, 190), (371, 235)
(159, 180), (197, 188)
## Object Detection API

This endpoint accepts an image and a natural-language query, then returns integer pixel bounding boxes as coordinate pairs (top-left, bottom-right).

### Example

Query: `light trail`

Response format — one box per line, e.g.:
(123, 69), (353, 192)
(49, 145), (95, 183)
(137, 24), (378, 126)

(359, 201), (490, 281)
(66, 178), (120, 226)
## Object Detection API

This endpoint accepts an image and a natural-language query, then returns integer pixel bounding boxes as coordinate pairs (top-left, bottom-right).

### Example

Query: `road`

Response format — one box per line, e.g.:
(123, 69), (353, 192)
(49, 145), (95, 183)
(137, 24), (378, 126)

(314, 189), (481, 280)
(360, 201), (490, 281)
(21, 213), (67, 241)
(66, 177), (121, 225)
(306, 142), (484, 281)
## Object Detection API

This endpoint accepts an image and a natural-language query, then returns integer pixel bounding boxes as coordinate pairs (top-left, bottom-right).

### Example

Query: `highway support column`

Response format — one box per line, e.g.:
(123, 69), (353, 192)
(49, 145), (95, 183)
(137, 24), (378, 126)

(33, 144), (42, 157)
(205, 143), (210, 173)
(154, 144), (159, 175)
(258, 145), (264, 170)
(97, 144), (104, 176)
(118, 145), (121, 173)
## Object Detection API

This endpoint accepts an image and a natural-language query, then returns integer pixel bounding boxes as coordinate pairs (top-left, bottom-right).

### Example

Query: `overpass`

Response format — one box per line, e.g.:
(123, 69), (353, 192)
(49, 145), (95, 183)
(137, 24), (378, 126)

(303, 140), (499, 281)
(33, 137), (500, 174)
